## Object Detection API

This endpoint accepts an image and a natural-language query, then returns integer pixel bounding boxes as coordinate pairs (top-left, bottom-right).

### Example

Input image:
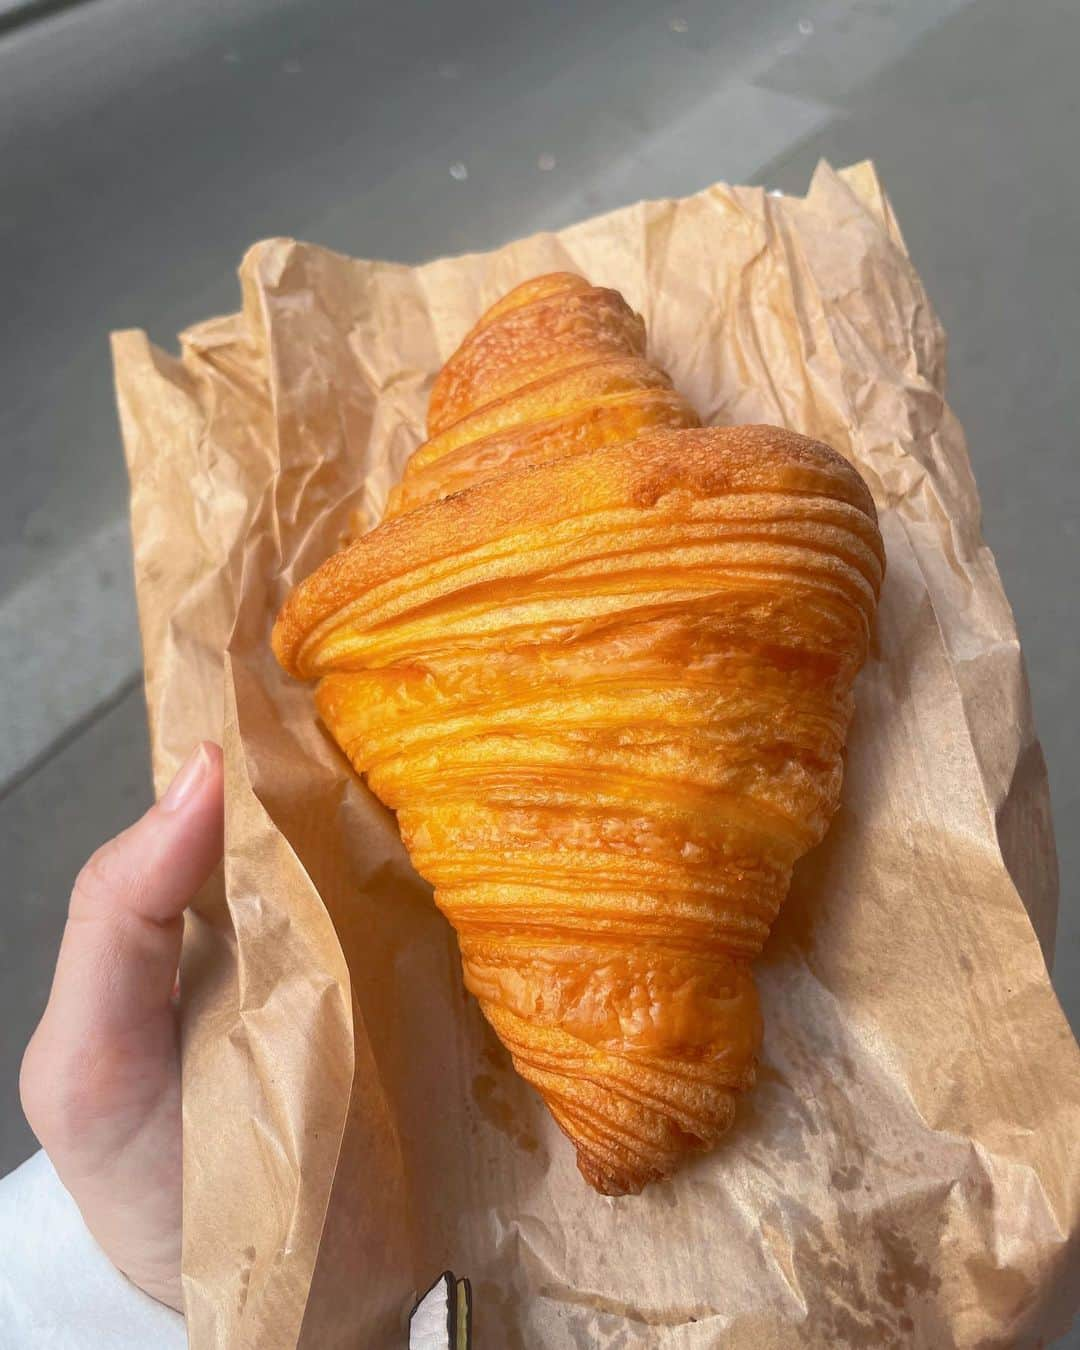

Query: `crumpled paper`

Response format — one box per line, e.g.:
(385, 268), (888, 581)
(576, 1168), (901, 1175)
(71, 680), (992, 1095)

(111, 161), (1080, 1349)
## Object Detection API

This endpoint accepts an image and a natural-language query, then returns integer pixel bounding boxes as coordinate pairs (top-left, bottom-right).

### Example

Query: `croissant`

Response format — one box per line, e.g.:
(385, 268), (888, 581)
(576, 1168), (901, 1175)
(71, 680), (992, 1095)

(273, 273), (884, 1195)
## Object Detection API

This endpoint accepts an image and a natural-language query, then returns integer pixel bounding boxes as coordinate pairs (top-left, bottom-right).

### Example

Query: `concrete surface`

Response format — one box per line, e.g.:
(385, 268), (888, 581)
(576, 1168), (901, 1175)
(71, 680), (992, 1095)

(2, 0), (1077, 1337)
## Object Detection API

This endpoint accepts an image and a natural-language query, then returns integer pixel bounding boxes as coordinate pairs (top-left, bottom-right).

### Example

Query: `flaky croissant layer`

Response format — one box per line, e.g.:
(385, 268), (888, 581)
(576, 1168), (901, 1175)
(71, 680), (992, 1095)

(274, 273), (884, 1194)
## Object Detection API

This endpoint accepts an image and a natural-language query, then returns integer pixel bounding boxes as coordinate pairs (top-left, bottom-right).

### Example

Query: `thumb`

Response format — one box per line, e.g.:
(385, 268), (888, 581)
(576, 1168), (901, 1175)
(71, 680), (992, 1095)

(21, 742), (224, 1132)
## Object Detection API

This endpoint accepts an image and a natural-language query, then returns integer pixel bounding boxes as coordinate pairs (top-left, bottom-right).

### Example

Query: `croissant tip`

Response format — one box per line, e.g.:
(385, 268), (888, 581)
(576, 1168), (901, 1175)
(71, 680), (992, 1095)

(576, 1151), (653, 1198)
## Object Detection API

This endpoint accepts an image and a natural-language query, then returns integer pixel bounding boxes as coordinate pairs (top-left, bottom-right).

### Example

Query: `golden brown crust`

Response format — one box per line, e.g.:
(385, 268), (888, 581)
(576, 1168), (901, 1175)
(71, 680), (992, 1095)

(427, 273), (649, 437)
(272, 273), (884, 1194)
(273, 424), (881, 679)
(406, 271), (699, 514)
(386, 357), (698, 518)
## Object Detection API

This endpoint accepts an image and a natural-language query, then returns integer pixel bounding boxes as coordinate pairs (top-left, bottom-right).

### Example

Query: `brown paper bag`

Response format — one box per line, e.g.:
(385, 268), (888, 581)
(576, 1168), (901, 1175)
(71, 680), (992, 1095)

(112, 161), (1079, 1349)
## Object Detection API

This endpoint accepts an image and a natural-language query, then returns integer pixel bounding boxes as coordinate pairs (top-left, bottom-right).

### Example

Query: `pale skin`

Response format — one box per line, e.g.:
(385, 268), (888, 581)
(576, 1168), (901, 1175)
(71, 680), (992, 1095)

(19, 741), (224, 1312)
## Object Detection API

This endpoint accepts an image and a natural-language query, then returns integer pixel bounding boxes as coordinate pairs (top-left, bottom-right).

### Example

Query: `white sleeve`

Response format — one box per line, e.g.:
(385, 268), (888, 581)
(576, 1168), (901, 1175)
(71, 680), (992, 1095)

(0, 1150), (186, 1349)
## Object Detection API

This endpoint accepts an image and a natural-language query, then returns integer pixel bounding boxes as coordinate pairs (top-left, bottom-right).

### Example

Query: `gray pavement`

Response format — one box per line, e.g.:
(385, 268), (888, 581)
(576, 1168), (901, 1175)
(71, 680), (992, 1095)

(2, 0), (1077, 1338)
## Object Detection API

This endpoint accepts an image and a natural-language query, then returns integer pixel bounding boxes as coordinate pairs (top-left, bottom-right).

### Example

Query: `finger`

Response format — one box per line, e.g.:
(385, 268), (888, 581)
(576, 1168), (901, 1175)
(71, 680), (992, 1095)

(39, 741), (224, 1043)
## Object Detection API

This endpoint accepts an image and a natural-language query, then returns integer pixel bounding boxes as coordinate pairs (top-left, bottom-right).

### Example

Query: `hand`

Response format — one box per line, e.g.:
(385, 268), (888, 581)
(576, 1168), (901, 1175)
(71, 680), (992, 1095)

(19, 742), (224, 1312)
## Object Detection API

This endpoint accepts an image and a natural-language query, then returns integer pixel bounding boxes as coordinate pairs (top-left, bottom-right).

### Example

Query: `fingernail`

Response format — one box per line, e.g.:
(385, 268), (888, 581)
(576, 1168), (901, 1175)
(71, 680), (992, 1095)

(160, 743), (212, 813)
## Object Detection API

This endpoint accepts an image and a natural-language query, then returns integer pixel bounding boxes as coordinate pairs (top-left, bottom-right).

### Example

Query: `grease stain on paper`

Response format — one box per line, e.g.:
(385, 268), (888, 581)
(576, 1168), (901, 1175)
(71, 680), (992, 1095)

(761, 1202), (946, 1346)
(831, 1164), (864, 1193)
(472, 1073), (539, 1153)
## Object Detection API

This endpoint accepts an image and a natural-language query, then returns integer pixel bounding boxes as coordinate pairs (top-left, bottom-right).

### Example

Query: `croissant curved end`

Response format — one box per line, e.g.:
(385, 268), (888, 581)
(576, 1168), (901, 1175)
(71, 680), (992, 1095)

(272, 271), (883, 1194)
